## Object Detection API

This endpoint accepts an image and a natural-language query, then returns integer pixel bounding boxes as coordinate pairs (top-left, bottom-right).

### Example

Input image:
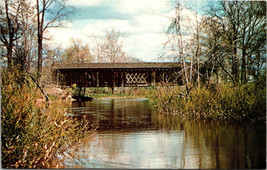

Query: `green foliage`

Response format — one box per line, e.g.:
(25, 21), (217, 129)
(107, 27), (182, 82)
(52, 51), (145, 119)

(71, 83), (81, 97)
(74, 87), (155, 99)
(1, 69), (92, 168)
(150, 73), (266, 122)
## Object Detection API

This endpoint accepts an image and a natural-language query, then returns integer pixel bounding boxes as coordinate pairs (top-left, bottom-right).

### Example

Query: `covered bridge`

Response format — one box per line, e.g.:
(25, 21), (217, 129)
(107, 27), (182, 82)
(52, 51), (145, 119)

(52, 62), (184, 88)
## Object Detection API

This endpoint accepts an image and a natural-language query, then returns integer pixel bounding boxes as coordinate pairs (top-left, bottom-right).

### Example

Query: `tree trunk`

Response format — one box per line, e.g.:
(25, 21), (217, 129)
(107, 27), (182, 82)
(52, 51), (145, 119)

(241, 48), (246, 84)
(36, 0), (44, 83)
(231, 32), (239, 85)
(7, 46), (13, 69)
(37, 33), (43, 82)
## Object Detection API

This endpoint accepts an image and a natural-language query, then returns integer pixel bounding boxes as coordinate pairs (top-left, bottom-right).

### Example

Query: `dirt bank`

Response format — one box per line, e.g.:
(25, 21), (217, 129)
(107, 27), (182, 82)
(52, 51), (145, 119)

(36, 84), (74, 105)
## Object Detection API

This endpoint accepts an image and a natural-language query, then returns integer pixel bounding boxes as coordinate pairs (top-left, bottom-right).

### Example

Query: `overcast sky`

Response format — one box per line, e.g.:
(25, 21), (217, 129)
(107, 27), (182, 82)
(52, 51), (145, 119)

(48, 0), (205, 62)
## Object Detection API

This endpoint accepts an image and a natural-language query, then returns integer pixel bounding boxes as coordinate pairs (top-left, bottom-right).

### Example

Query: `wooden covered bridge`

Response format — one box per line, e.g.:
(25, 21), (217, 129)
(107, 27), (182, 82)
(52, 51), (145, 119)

(52, 62), (184, 88)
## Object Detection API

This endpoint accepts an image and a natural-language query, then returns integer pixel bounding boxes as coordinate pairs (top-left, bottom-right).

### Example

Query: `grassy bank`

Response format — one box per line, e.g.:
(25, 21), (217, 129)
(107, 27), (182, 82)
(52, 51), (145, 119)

(72, 86), (155, 99)
(149, 74), (266, 122)
(1, 70), (92, 168)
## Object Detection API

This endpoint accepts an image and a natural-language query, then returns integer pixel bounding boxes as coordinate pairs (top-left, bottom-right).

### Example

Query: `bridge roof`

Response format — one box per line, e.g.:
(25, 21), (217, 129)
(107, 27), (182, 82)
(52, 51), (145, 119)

(52, 62), (182, 70)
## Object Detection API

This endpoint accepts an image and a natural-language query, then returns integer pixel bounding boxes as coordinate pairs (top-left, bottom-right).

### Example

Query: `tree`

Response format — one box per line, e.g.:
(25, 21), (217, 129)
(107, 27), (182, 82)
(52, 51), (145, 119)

(184, 3), (204, 87)
(15, 1), (36, 72)
(164, 2), (190, 94)
(238, 1), (266, 83)
(61, 38), (94, 63)
(36, 0), (70, 81)
(103, 28), (127, 63)
(207, 0), (266, 84)
(0, 0), (38, 72)
(91, 36), (105, 63)
(200, 16), (224, 85)
(0, 0), (28, 68)
(91, 28), (140, 63)
(162, 1), (205, 95)
(162, 0), (266, 88)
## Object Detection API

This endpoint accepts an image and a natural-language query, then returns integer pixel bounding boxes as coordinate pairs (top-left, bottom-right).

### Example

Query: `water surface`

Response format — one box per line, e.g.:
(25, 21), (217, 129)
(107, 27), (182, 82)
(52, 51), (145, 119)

(67, 98), (266, 169)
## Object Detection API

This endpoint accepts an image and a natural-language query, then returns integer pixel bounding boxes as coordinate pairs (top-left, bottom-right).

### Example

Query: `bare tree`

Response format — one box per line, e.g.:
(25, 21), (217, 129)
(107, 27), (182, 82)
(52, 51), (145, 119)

(91, 36), (105, 63)
(61, 38), (94, 63)
(207, 0), (266, 84)
(16, 1), (36, 72)
(103, 28), (127, 63)
(0, 0), (28, 68)
(166, 2), (191, 94)
(184, 5), (204, 87)
(162, 1), (204, 95)
(238, 1), (266, 83)
(92, 29), (140, 63)
(201, 16), (224, 85)
(36, 0), (71, 81)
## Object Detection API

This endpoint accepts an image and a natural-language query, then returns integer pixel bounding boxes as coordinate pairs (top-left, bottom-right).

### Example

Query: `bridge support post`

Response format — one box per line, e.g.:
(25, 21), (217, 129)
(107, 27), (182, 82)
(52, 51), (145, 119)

(97, 71), (99, 87)
(56, 70), (59, 87)
(151, 71), (156, 86)
(111, 72), (116, 94)
(120, 71), (125, 94)
(121, 72), (125, 87)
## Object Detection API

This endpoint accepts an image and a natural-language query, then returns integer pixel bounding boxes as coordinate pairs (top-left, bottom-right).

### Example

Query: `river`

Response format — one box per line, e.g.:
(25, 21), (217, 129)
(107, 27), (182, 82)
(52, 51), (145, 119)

(65, 98), (266, 169)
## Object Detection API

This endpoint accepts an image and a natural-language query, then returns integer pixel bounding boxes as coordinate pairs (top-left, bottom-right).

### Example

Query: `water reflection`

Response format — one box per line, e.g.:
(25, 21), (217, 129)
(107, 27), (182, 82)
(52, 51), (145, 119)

(68, 98), (266, 169)
(70, 98), (157, 131)
(76, 131), (185, 168)
(155, 114), (266, 169)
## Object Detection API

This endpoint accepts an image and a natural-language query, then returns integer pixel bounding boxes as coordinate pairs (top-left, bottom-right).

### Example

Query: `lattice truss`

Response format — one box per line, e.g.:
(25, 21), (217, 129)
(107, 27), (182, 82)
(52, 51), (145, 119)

(126, 72), (147, 84)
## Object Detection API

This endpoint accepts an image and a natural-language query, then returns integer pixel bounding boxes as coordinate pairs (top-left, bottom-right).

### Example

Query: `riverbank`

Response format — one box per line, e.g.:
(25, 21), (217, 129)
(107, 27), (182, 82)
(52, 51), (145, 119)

(41, 85), (148, 102)
(76, 86), (153, 100)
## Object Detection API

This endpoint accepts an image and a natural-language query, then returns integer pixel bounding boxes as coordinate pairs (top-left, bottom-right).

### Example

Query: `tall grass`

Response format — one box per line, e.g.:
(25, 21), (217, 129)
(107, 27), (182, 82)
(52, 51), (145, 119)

(150, 73), (266, 122)
(1, 69), (93, 168)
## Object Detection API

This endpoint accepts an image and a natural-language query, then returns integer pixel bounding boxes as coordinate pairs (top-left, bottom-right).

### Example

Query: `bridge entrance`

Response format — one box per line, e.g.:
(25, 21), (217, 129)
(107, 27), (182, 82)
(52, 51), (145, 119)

(52, 62), (184, 88)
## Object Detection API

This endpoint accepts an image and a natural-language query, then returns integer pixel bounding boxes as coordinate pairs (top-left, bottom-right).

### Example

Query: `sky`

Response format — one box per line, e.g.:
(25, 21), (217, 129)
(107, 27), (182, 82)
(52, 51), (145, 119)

(47, 0), (206, 62)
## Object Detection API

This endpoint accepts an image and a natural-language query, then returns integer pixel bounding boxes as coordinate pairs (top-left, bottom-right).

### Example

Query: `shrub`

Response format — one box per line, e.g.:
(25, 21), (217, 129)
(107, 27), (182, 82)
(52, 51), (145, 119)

(1, 69), (92, 168)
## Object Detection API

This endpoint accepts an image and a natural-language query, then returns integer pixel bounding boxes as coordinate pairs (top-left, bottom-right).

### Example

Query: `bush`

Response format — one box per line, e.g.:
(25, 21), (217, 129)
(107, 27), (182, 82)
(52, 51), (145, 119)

(150, 74), (266, 122)
(1, 69), (92, 168)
